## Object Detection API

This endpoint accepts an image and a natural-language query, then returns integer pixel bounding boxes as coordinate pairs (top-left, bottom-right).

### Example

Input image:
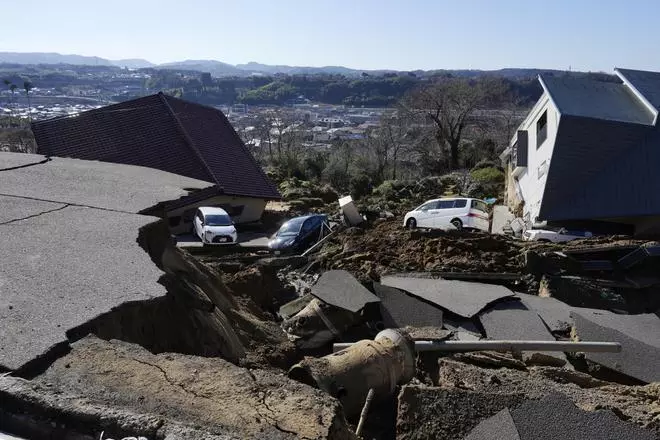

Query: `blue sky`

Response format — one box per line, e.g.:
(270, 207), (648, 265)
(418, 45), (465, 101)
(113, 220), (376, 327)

(2, 0), (659, 71)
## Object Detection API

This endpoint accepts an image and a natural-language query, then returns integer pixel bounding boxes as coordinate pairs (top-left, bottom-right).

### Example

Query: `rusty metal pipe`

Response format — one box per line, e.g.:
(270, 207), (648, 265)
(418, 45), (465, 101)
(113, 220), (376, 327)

(333, 340), (621, 353)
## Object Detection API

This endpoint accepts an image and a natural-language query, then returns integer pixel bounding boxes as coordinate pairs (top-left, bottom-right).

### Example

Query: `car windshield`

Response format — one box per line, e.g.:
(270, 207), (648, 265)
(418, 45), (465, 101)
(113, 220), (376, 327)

(204, 214), (232, 226)
(277, 217), (306, 236)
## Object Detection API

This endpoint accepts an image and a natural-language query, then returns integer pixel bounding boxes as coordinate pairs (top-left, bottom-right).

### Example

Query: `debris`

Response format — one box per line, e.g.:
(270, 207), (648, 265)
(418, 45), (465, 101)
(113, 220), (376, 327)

(354, 388), (375, 437)
(278, 294), (313, 320)
(517, 292), (574, 333)
(316, 220), (523, 281)
(282, 298), (359, 349)
(571, 309), (660, 383)
(2, 336), (354, 439)
(311, 270), (381, 313)
(289, 329), (415, 417)
(396, 386), (527, 440)
(437, 357), (660, 434)
(479, 300), (569, 367)
(339, 195), (364, 226)
(381, 275), (516, 318)
(333, 339), (620, 354)
(464, 408), (520, 440)
(466, 392), (657, 440)
(373, 283), (443, 329)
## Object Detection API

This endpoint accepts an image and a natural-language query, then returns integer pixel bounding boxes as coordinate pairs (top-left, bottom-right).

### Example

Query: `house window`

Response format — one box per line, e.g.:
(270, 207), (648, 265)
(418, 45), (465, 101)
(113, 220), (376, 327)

(536, 111), (547, 148)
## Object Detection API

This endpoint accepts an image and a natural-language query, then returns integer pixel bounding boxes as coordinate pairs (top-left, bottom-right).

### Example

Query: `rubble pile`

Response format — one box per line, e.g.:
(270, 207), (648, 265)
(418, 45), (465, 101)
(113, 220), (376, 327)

(2, 152), (660, 439)
(316, 220), (523, 281)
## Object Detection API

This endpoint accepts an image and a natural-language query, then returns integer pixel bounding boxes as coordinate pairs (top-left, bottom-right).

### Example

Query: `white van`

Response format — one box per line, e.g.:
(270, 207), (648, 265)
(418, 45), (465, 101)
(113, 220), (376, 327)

(193, 206), (238, 245)
(402, 197), (490, 231)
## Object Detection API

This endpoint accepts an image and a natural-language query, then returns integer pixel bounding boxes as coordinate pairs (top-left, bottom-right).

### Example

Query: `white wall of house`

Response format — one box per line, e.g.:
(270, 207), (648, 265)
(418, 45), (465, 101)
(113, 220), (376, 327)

(167, 195), (268, 234)
(510, 93), (560, 223)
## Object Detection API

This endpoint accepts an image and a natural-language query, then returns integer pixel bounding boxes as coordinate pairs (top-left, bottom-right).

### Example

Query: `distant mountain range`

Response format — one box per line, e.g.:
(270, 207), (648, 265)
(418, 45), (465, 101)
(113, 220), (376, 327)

(0, 51), (569, 79)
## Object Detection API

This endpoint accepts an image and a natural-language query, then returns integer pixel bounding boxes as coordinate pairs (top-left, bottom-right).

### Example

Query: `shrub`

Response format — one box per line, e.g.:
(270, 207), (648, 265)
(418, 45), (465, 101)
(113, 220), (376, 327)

(349, 173), (372, 199)
(471, 167), (505, 183)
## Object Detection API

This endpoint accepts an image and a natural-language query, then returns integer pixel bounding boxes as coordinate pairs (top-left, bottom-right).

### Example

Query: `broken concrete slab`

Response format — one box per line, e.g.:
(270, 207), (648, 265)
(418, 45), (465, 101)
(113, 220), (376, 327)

(436, 358), (660, 434)
(311, 270), (380, 313)
(15, 336), (354, 440)
(571, 309), (660, 383)
(508, 393), (656, 440)
(479, 300), (568, 367)
(464, 408), (520, 440)
(373, 283), (443, 329)
(465, 393), (656, 440)
(0, 200), (167, 372)
(0, 152), (212, 213)
(381, 275), (515, 318)
(517, 293), (573, 333)
(396, 386), (527, 440)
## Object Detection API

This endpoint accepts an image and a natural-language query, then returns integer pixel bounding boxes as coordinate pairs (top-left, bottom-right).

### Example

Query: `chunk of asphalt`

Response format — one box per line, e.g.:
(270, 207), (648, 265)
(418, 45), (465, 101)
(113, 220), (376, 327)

(381, 275), (515, 319)
(311, 270), (380, 313)
(479, 300), (568, 367)
(571, 309), (660, 383)
(373, 282), (443, 328)
(464, 408), (520, 440)
(509, 392), (656, 440)
(0, 199), (167, 372)
(517, 293), (573, 333)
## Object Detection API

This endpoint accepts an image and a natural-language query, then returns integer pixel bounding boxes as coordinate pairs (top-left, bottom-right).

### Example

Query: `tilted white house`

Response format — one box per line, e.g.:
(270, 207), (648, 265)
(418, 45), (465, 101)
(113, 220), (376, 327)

(501, 68), (660, 235)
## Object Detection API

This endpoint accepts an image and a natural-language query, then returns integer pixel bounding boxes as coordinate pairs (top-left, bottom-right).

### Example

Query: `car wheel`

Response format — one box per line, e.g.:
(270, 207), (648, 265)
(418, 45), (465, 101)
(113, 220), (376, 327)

(451, 218), (463, 230)
(406, 218), (417, 229)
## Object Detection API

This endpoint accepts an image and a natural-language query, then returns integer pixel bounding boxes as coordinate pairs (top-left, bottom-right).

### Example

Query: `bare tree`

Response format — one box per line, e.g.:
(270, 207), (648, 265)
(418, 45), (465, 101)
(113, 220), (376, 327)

(23, 80), (33, 122)
(403, 77), (509, 171)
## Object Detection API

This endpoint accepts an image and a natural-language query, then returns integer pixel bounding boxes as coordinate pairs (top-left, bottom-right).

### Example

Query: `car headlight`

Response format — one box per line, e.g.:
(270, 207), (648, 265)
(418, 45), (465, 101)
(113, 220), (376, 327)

(205, 230), (213, 237)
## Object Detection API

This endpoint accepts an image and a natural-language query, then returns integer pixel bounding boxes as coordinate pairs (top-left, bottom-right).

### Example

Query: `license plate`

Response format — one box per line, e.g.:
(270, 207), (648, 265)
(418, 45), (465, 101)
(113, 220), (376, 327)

(218, 237), (228, 243)
(274, 250), (281, 255)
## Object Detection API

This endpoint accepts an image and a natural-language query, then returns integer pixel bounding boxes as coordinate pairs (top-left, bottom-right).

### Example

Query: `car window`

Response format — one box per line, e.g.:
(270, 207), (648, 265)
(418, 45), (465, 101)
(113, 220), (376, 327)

(204, 214), (232, 226)
(471, 200), (488, 213)
(301, 219), (314, 234)
(454, 199), (467, 208)
(437, 200), (456, 209)
(277, 217), (306, 236)
(419, 201), (439, 211)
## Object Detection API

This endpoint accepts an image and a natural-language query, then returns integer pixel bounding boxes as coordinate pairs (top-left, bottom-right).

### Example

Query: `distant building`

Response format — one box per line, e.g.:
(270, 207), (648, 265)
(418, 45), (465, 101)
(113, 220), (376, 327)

(31, 92), (281, 233)
(501, 68), (660, 236)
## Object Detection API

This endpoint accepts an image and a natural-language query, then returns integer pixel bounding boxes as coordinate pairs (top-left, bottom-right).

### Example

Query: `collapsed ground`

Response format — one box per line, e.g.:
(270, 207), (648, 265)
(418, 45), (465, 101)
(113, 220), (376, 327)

(2, 201), (660, 438)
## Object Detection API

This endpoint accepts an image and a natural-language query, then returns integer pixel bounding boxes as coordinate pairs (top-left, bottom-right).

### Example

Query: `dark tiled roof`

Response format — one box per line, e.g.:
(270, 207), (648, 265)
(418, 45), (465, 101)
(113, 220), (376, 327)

(540, 75), (655, 125)
(616, 68), (660, 112)
(32, 93), (281, 200)
(539, 115), (658, 221)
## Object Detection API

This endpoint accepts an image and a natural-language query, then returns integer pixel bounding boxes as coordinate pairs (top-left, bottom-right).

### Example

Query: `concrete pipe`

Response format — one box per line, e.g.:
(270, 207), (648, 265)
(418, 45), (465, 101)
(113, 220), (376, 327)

(288, 329), (415, 417)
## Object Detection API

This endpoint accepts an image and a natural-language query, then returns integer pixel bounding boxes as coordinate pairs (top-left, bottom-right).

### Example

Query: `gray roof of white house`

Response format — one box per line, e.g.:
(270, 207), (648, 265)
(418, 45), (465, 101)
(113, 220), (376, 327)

(540, 75), (655, 125)
(616, 68), (660, 112)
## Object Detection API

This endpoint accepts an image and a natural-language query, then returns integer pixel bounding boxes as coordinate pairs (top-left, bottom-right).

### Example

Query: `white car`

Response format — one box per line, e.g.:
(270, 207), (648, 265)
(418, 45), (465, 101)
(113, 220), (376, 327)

(523, 228), (593, 243)
(192, 207), (238, 245)
(403, 197), (490, 232)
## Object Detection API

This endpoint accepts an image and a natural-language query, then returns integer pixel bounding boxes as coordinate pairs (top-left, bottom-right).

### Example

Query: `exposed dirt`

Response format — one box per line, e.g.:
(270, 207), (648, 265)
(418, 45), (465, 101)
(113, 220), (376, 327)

(315, 220), (524, 282)
(4, 336), (356, 440)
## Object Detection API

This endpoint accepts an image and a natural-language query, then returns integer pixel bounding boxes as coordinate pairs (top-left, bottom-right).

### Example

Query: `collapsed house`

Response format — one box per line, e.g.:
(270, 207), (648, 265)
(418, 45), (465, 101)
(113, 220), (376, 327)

(30, 93), (281, 233)
(501, 68), (660, 236)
